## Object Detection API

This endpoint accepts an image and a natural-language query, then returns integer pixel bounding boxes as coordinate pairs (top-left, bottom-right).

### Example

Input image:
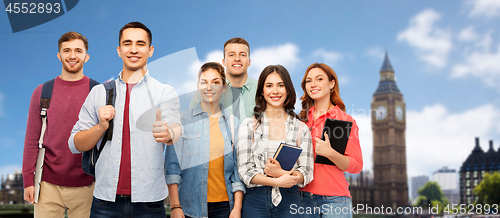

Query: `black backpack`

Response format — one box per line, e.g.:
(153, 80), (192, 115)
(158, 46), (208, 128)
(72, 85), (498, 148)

(40, 78), (115, 177)
(81, 80), (116, 176)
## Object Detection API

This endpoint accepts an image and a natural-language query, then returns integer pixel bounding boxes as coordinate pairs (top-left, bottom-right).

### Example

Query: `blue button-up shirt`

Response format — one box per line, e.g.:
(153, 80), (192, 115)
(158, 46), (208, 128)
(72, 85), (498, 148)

(165, 103), (245, 217)
(69, 71), (181, 202)
(189, 77), (258, 120)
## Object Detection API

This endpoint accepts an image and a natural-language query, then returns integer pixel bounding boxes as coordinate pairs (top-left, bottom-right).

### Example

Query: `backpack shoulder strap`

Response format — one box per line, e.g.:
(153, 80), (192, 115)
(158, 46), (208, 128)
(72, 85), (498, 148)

(89, 78), (100, 91)
(38, 79), (55, 146)
(98, 80), (116, 152)
(40, 79), (55, 111)
(103, 80), (116, 106)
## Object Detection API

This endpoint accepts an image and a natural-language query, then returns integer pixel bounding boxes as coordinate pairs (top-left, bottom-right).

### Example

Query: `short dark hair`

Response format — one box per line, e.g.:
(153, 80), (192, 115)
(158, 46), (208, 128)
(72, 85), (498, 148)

(58, 31), (88, 52)
(119, 22), (152, 46)
(198, 62), (227, 86)
(223, 37), (250, 58)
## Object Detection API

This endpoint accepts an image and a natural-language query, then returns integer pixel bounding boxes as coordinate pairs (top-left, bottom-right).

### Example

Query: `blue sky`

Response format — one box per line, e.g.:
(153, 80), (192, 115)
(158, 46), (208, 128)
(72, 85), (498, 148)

(1, 0), (499, 195)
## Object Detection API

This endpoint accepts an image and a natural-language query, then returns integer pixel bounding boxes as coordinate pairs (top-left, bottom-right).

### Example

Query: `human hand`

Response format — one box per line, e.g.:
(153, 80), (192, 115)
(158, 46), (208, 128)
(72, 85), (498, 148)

(152, 108), (172, 143)
(229, 207), (241, 218)
(274, 170), (300, 188)
(315, 132), (335, 157)
(264, 158), (286, 178)
(23, 186), (35, 204)
(98, 105), (115, 130)
(170, 208), (185, 218)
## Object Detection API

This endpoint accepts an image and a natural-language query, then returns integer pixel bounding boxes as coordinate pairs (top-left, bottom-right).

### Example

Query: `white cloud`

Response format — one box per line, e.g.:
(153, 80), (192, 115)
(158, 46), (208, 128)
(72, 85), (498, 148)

(179, 50), (223, 93)
(458, 26), (478, 41)
(451, 43), (500, 88)
(249, 43), (301, 79)
(406, 104), (500, 177)
(475, 31), (493, 51)
(351, 110), (373, 173)
(363, 46), (385, 59)
(466, 0), (500, 18)
(312, 48), (344, 65)
(397, 9), (452, 68)
(148, 47), (201, 95)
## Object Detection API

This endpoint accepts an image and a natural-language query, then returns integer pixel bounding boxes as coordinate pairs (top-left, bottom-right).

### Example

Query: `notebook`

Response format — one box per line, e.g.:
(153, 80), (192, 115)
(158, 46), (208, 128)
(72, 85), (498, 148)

(273, 142), (303, 171)
(315, 118), (352, 166)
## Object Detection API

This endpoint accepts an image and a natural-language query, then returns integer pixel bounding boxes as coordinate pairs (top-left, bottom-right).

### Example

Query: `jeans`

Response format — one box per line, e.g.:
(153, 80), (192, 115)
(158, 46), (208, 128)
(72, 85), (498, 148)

(186, 201), (230, 218)
(241, 186), (302, 218)
(299, 191), (352, 218)
(90, 195), (166, 218)
(208, 201), (231, 218)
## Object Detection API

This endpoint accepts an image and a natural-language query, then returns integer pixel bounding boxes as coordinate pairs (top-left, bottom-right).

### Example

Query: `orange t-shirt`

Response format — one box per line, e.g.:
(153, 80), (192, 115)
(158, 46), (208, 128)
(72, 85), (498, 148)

(300, 105), (363, 197)
(207, 116), (229, 202)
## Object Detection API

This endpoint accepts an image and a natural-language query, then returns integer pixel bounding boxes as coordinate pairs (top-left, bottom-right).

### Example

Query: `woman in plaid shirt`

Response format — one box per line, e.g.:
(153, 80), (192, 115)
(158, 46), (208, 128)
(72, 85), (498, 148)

(237, 65), (314, 218)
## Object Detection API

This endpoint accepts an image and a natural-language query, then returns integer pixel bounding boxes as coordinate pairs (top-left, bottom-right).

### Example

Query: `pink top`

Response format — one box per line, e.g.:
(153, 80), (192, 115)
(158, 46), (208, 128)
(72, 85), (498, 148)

(300, 105), (363, 197)
(22, 76), (94, 188)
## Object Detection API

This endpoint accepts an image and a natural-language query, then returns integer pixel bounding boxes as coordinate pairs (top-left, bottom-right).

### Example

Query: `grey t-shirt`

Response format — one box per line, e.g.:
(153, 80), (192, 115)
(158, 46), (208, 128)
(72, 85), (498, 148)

(231, 86), (243, 120)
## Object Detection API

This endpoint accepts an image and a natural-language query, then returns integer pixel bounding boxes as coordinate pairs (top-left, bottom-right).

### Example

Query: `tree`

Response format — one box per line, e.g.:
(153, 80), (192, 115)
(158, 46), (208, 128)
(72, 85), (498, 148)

(418, 181), (445, 202)
(415, 181), (449, 214)
(474, 172), (500, 205)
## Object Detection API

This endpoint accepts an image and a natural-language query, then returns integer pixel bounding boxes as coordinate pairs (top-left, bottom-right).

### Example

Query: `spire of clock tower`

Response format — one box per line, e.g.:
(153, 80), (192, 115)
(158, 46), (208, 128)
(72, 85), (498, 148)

(374, 51), (401, 96)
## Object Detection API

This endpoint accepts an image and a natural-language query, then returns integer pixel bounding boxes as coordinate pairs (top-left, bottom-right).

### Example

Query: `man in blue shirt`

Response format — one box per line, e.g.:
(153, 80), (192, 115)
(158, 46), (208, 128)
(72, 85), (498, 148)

(69, 21), (182, 217)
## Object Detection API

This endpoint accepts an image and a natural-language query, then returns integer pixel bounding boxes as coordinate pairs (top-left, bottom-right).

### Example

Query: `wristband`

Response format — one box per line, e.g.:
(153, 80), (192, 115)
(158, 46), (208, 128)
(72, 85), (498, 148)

(170, 205), (182, 211)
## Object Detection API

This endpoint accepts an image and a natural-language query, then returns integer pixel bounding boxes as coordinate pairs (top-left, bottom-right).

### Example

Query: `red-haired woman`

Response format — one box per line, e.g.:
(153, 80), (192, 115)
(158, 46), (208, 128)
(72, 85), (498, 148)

(298, 63), (363, 218)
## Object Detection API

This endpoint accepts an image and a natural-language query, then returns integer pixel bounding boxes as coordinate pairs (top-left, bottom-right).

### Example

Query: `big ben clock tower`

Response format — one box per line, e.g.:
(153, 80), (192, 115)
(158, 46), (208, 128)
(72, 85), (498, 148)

(371, 51), (409, 208)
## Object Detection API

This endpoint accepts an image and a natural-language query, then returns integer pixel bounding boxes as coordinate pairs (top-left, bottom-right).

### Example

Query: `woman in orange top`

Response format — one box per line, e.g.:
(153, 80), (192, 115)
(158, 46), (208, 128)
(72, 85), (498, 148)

(298, 63), (363, 218)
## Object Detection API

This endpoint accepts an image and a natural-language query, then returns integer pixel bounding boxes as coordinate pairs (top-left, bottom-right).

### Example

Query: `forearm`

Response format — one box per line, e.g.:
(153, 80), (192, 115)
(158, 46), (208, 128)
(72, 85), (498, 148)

(233, 191), (243, 210)
(74, 124), (107, 152)
(292, 171), (304, 184)
(167, 123), (182, 145)
(326, 150), (350, 171)
(249, 173), (276, 186)
(167, 184), (180, 205)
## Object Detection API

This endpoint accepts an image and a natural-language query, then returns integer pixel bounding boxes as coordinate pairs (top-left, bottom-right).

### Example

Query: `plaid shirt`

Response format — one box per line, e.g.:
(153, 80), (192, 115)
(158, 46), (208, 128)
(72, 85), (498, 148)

(237, 112), (314, 206)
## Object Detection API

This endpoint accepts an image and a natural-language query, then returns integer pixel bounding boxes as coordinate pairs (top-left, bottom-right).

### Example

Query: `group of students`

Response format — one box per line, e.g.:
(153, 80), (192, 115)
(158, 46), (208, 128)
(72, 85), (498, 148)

(22, 21), (362, 218)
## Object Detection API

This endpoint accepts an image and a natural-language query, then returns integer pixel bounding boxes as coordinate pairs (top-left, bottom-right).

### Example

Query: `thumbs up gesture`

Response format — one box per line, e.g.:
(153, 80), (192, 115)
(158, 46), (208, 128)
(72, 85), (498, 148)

(152, 108), (172, 144)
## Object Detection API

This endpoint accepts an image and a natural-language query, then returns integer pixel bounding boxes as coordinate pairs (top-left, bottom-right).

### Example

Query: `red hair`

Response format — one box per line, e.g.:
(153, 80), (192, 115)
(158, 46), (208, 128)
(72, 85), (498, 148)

(298, 63), (345, 122)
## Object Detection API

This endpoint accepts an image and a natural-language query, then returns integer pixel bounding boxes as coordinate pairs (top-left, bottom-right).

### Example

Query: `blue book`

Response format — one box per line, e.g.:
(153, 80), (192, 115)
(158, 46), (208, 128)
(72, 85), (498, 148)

(273, 142), (303, 171)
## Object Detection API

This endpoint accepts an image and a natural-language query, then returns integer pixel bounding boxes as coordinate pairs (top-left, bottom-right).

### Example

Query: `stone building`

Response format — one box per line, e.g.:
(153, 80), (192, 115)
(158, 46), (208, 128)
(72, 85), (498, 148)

(0, 170), (24, 204)
(459, 138), (499, 204)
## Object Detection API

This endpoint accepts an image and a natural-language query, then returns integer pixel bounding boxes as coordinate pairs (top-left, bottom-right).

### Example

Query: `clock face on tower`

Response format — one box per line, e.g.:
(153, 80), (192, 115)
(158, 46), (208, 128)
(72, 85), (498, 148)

(396, 106), (404, 120)
(376, 105), (387, 120)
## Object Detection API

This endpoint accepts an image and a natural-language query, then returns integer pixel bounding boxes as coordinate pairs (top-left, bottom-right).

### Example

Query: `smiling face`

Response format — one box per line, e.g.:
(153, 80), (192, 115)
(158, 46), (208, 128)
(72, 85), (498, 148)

(198, 68), (225, 104)
(222, 43), (251, 77)
(57, 39), (89, 74)
(305, 67), (335, 102)
(117, 28), (154, 74)
(263, 72), (287, 110)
